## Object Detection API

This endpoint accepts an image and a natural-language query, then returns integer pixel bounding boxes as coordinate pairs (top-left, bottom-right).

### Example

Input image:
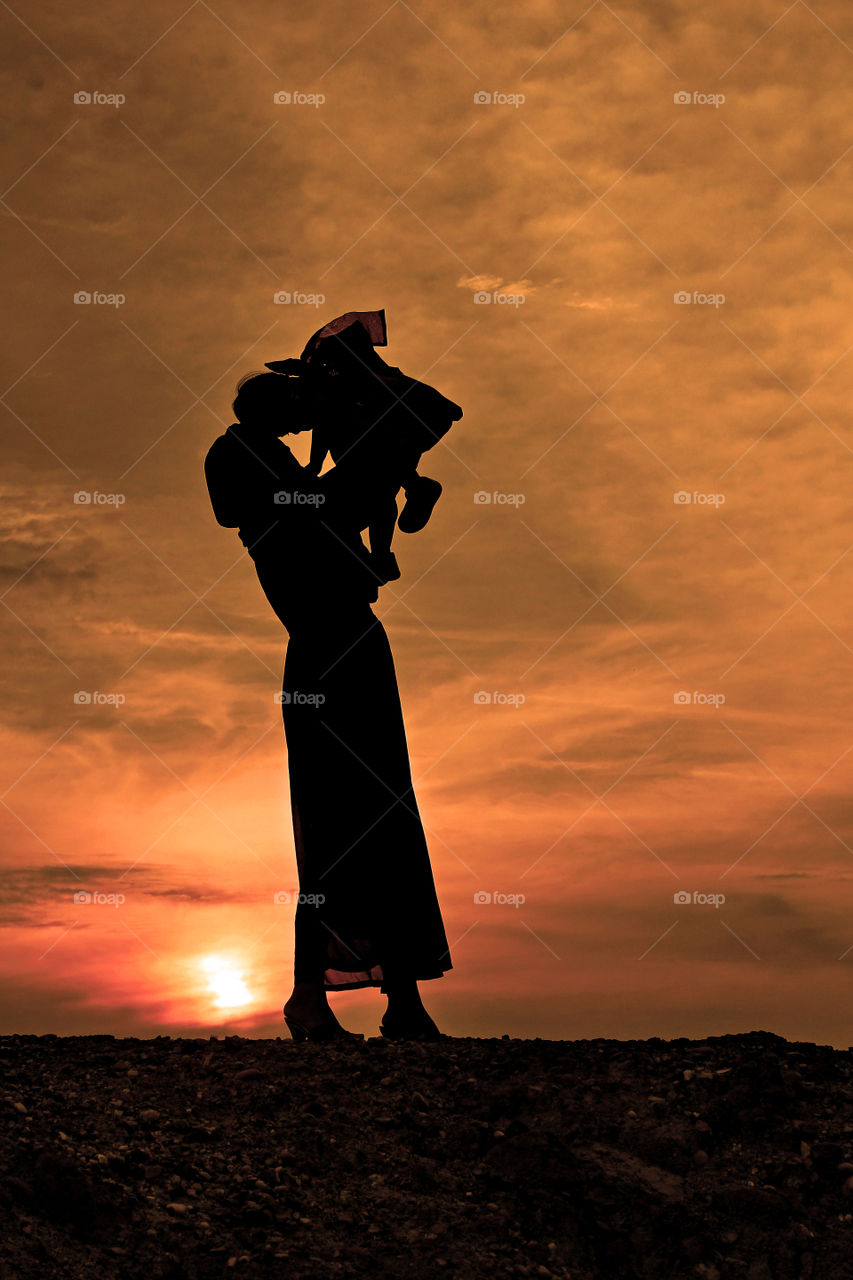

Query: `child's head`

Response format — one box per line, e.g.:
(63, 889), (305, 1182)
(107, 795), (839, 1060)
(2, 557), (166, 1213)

(312, 322), (386, 377)
(232, 371), (310, 434)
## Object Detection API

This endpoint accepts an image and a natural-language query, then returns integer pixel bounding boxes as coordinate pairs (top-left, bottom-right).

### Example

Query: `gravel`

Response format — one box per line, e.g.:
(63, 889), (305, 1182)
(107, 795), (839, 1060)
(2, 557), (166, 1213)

(2, 1030), (853, 1279)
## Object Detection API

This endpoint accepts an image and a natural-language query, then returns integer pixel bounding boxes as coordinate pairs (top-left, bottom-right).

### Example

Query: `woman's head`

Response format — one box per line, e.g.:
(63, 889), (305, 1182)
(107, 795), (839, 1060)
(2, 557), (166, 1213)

(233, 371), (311, 433)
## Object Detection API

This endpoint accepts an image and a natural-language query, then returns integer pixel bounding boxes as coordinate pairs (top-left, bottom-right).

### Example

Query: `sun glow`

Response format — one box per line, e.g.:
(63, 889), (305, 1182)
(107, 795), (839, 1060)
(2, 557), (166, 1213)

(200, 955), (254, 1009)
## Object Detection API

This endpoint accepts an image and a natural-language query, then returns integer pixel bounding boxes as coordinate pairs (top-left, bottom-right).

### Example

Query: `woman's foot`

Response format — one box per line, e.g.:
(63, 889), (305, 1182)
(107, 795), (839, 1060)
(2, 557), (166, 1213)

(379, 1007), (443, 1041)
(283, 983), (361, 1041)
(381, 978), (443, 1040)
(284, 1006), (364, 1042)
(284, 982), (330, 1027)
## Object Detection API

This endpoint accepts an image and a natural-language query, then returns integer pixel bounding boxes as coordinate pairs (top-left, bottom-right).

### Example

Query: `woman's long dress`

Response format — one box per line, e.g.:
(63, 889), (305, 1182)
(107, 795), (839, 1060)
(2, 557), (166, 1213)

(204, 421), (453, 993)
(283, 609), (452, 991)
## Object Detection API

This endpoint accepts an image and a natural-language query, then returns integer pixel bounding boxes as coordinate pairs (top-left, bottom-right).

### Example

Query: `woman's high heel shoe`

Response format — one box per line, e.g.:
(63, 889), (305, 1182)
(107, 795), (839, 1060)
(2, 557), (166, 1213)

(379, 1009), (443, 1042)
(283, 1007), (364, 1043)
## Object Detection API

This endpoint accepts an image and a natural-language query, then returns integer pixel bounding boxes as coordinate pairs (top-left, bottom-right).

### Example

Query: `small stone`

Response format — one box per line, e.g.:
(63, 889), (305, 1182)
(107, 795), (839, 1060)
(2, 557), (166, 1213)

(234, 1068), (263, 1082)
(812, 1141), (844, 1165)
(694, 1150), (709, 1167)
(139, 1109), (161, 1124)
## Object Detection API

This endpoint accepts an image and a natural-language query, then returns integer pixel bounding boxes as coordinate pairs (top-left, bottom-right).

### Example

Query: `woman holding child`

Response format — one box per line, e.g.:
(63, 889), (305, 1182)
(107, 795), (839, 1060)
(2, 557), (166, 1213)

(204, 311), (460, 1042)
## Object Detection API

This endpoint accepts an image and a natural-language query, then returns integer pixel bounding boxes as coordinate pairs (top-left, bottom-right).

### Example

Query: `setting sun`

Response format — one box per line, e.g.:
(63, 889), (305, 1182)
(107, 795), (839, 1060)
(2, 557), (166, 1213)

(200, 956), (253, 1010)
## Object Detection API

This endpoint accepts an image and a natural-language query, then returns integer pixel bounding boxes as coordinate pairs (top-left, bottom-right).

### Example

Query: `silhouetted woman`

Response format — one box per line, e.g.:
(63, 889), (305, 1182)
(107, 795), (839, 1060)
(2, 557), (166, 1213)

(205, 370), (453, 1041)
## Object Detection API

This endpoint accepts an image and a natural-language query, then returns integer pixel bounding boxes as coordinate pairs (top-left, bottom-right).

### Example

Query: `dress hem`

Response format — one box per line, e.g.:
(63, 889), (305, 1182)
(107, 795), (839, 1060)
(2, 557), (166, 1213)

(323, 968), (450, 992)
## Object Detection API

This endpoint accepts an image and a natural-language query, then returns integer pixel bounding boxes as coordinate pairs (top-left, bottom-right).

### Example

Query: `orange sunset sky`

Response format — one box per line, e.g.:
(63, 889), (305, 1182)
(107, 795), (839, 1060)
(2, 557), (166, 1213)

(3, 0), (853, 1045)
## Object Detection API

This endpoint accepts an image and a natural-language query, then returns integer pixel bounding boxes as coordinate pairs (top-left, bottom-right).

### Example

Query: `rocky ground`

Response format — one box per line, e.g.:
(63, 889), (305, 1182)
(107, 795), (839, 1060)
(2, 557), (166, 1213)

(2, 1030), (853, 1279)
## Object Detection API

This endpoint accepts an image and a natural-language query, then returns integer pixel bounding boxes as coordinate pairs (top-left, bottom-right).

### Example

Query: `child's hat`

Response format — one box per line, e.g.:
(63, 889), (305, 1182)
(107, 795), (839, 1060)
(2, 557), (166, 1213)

(265, 309), (387, 374)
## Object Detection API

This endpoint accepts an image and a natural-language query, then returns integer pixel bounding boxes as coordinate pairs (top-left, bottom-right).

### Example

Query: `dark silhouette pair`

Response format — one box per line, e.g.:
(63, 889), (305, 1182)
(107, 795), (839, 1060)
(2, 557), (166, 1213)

(205, 311), (461, 1042)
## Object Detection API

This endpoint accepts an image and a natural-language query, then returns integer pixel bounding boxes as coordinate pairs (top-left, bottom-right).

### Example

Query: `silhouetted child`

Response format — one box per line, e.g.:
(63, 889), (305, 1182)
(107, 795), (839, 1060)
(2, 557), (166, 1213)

(267, 311), (462, 584)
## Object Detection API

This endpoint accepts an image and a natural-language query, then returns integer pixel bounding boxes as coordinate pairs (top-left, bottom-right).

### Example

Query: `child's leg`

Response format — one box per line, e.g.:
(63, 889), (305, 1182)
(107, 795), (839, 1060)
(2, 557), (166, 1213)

(367, 495), (399, 558)
(397, 459), (443, 535)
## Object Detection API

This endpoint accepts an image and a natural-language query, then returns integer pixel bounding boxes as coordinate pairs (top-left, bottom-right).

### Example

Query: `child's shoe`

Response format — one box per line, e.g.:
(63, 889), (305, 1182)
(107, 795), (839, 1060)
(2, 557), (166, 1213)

(369, 550), (401, 583)
(397, 475), (442, 533)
